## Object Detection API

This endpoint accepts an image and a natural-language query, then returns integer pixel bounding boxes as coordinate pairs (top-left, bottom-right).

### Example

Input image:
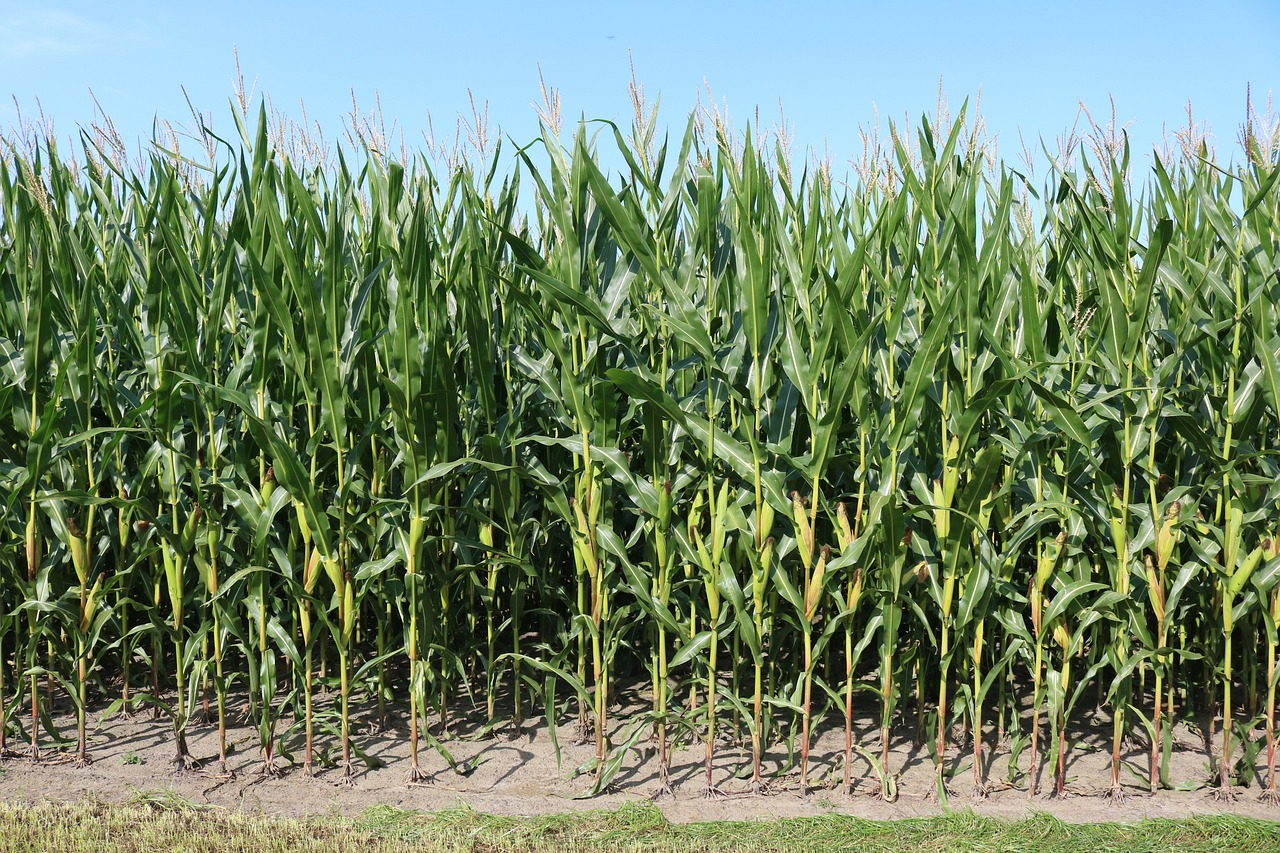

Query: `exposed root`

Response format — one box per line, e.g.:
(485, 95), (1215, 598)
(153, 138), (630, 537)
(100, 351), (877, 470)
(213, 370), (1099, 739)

(364, 716), (403, 737)
(110, 705), (140, 723)
(925, 779), (955, 803)
(1104, 784), (1127, 805)
(752, 779), (775, 796)
(71, 755), (94, 768)
(406, 765), (433, 787)
(650, 766), (675, 800)
(1260, 787), (1280, 806)
(258, 756), (284, 778)
(871, 775), (900, 803)
(173, 753), (202, 772)
(1212, 785), (1239, 803)
(701, 784), (728, 800)
(337, 764), (357, 788)
(199, 762), (235, 782)
(973, 779), (990, 799)
(649, 780), (675, 801)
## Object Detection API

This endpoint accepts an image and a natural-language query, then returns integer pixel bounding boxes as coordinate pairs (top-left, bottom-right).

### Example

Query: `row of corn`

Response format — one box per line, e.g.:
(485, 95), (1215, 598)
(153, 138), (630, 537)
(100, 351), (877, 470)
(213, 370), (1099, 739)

(1, 100), (1278, 801)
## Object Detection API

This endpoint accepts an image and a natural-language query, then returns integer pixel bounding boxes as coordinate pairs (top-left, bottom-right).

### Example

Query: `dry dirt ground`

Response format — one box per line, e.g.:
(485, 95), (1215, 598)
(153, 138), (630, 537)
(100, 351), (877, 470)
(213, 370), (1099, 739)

(2, 682), (1279, 825)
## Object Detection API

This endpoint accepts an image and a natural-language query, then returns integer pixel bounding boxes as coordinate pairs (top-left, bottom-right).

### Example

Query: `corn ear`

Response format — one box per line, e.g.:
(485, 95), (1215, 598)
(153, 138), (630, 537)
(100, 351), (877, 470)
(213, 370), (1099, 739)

(805, 546), (829, 621)
(80, 573), (104, 633)
(1145, 553), (1165, 623)
(792, 491), (812, 570)
(836, 501), (853, 552)
(1228, 544), (1265, 599)
(1156, 500), (1180, 572)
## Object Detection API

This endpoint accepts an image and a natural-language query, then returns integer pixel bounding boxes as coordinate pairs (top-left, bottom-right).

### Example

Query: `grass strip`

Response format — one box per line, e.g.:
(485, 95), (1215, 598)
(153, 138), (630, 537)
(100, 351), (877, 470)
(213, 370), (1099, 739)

(0, 795), (1278, 852)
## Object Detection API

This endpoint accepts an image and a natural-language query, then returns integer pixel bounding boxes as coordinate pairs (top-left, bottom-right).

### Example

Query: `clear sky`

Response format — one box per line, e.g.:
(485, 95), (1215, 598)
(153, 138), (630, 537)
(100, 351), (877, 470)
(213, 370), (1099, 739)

(3, 0), (1278, 178)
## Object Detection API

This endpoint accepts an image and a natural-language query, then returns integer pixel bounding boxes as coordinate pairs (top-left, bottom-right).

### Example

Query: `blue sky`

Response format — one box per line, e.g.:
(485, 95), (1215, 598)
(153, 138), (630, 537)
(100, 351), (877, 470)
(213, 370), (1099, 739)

(3, 1), (1278, 177)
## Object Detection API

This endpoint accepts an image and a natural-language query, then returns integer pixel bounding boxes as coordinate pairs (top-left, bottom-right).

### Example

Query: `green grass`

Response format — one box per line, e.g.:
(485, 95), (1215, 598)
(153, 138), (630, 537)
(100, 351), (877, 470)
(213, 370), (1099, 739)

(0, 796), (1277, 853)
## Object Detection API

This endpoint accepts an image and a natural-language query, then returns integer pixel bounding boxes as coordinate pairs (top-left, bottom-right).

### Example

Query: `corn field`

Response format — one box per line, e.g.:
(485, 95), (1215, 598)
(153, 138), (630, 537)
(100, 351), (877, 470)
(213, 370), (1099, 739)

(2, 98), (1280, 803)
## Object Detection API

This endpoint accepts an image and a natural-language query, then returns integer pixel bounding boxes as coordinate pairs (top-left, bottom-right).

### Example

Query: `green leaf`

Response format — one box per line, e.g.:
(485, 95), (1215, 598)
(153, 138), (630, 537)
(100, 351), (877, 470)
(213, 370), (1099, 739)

(669, 630), (713, 669)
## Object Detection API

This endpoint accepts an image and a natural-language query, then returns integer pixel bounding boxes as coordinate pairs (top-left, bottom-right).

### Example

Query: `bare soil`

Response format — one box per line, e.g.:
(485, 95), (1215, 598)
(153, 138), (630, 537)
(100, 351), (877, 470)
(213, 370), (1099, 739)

(2, 680), (1279, 825)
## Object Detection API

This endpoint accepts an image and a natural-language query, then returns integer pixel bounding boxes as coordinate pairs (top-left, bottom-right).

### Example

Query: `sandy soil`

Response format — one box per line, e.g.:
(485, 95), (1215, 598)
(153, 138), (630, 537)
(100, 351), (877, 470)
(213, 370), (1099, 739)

(2, 681), (1279, 825)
